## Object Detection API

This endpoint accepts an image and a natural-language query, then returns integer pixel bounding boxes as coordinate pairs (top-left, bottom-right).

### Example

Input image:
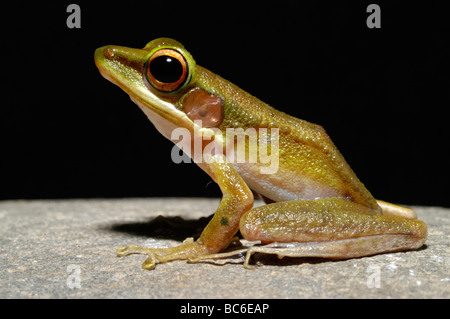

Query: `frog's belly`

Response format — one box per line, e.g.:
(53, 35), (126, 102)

(234, 163), (343, 202)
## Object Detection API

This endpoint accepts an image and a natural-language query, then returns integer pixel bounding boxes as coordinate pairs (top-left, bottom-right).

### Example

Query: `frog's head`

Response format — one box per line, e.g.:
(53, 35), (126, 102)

(95, 38), (225, 140)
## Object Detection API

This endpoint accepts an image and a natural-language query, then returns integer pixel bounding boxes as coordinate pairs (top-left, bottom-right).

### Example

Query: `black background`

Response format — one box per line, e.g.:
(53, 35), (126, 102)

(2, 1), (449, 207)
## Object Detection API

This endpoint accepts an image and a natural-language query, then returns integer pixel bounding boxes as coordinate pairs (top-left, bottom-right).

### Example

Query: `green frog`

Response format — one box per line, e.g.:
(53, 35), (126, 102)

(94, 38), (426, 270)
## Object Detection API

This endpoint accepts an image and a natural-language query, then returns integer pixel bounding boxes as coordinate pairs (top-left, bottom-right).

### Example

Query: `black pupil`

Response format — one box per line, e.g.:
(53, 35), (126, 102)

(149, 55), (183, 83)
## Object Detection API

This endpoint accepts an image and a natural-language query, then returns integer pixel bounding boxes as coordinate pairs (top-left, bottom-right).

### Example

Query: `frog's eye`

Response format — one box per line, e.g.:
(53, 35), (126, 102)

(144, 49), (189, 92)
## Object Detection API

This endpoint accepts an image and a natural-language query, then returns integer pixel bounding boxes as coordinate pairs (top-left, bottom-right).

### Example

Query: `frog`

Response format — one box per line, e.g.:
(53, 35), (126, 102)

(94, 38), (427, 270)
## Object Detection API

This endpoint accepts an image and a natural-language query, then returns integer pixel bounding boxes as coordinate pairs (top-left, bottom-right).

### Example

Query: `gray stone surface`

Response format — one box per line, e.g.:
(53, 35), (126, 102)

(0, 198), (448, 298)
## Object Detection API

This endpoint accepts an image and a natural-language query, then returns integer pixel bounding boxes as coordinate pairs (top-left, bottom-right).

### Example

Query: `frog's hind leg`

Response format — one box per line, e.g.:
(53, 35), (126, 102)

(239, 236), (416, 269)
(238, 198), (427, 266)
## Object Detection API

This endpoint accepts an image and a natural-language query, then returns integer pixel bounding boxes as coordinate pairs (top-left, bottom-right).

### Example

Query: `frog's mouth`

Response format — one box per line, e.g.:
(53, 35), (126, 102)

(94, 45), (193, 134)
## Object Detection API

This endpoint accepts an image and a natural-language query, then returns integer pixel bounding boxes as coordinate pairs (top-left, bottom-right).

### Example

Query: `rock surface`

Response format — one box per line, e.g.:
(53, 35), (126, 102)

(1, 198), (448, 298)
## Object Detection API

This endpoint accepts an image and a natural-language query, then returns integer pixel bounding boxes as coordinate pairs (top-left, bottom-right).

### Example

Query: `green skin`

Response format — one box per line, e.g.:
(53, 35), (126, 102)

(94, 38), (427, 270)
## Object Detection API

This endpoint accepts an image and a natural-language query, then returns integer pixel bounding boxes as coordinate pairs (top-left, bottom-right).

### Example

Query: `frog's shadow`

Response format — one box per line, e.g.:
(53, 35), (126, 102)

(109, 214), (213, 241)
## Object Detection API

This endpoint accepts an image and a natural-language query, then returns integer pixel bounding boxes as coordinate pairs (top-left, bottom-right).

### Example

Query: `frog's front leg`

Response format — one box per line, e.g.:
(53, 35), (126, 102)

(117, 155), (254, 270)
(234, 197), (427, 267)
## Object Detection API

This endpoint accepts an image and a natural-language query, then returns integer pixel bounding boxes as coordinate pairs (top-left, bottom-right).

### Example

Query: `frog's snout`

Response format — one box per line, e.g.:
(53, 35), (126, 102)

(94, 46), (115, 66)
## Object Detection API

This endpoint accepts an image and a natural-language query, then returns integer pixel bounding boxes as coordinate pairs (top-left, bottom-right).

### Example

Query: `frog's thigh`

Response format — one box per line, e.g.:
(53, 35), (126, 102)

(240, 198), (427, 259)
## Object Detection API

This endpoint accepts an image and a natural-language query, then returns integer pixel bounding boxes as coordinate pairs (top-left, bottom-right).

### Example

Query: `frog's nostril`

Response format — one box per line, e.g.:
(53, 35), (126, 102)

(104, 47), (116, 60)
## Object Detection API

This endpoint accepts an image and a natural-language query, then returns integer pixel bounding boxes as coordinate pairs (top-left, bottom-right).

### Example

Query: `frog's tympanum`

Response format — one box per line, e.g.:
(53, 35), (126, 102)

(95, 38), (427, 270)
